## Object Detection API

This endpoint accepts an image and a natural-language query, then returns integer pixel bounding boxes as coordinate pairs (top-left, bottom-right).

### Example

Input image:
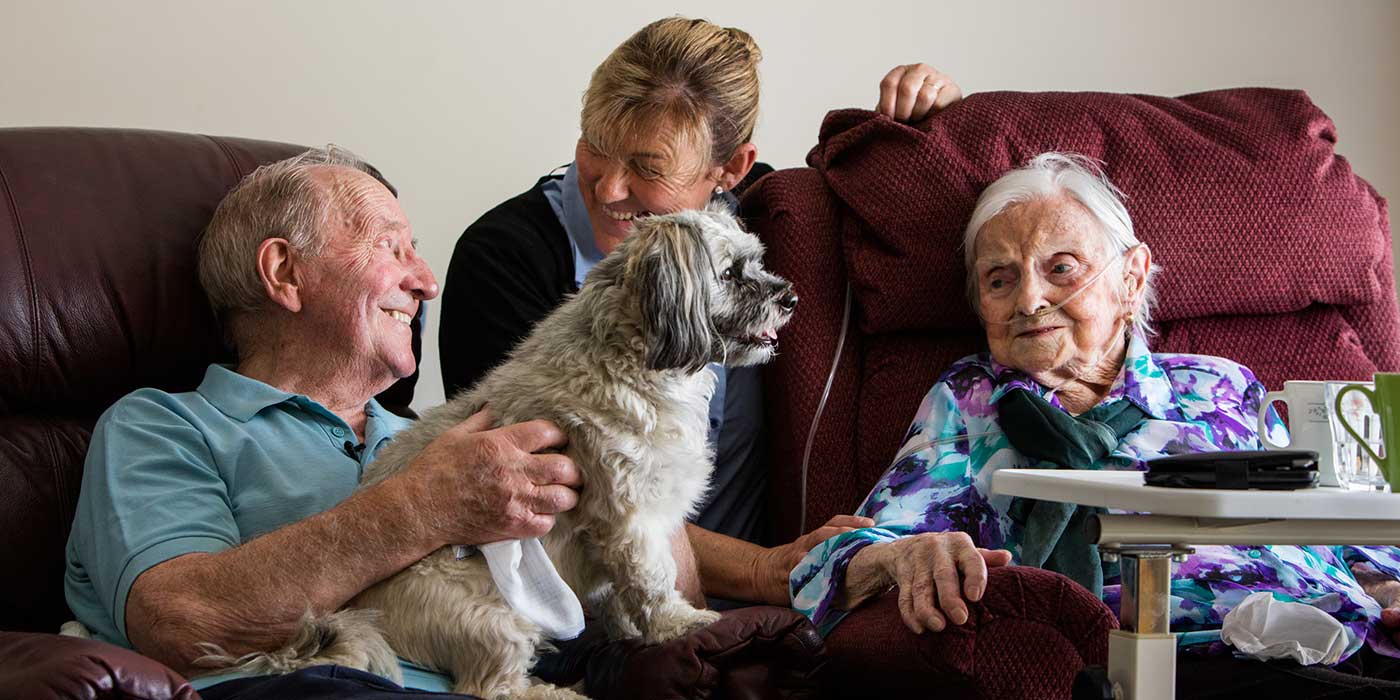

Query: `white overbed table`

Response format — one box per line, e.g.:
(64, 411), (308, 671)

(991, 469), (1400, 700)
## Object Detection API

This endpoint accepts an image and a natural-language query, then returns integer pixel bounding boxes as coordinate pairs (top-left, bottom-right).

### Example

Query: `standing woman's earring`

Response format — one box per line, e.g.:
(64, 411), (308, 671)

(714, 185), (724, 195)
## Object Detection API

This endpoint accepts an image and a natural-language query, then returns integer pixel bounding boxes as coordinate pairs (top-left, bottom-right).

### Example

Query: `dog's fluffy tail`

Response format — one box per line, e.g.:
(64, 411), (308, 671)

(192, 609), (401, 684)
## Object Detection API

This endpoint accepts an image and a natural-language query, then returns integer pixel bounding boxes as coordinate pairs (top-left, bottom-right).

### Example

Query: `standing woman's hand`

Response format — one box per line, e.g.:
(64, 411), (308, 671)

(877, 63), (964, 122)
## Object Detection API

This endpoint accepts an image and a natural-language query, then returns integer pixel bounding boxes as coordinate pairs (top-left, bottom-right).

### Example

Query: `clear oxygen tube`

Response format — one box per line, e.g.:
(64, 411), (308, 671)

(977, 246), (1135, 326)
(975, 247), (1139, 395)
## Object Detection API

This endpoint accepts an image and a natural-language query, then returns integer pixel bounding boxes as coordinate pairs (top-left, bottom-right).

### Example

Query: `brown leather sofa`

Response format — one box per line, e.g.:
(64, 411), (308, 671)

(0, 128), (320, 700)
(0, 128), (823, 700)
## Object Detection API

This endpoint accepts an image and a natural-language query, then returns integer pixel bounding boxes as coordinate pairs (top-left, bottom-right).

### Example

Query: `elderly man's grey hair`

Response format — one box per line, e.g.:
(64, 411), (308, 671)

(962, 152), (1159, 338)
(198, 145), (387, 347)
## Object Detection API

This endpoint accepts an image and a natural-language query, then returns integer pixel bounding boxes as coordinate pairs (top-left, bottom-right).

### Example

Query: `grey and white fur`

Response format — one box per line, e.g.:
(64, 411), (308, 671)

(196, 204), (797, 699)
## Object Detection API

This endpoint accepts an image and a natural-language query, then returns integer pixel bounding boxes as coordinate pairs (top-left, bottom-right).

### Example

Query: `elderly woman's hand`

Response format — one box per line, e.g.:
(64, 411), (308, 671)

(1353, 561), (1400, 644)
(846, 532), (1013, 634)
(877, 63), (963, 122)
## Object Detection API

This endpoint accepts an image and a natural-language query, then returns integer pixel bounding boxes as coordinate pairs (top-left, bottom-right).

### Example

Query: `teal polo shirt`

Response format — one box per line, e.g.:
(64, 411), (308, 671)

(63, 364), (452, 691)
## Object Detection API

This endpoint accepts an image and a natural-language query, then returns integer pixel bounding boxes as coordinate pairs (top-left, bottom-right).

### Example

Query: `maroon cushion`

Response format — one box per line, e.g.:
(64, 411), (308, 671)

(742, 169), (865, 543)
(824, 566), (1115, 698)
(808, 89), (1392, 336)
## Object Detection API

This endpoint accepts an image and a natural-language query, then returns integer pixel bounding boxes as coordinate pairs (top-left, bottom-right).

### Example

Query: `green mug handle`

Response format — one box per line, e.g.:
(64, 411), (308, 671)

(1334, 384), (1386, 467)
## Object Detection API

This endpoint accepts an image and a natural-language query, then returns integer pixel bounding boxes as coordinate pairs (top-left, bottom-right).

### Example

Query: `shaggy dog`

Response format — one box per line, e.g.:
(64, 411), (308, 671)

(202, 205), (796, 699)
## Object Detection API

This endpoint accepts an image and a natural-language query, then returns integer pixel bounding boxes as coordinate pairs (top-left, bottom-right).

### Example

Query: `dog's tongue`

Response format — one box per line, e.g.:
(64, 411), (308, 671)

(762, 328), (778, 341)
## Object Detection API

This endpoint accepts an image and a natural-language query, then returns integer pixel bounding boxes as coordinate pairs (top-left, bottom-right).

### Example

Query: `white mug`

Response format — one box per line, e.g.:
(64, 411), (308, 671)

(1258, 380), (1338, 486)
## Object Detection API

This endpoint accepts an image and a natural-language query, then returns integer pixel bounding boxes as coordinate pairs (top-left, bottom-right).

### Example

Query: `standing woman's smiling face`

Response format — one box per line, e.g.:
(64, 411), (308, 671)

(973, 195), (1135, 387)
(573, 121), (725, 256)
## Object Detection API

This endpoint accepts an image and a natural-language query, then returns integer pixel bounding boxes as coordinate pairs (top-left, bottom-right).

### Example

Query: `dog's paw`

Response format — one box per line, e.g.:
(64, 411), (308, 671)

(641, 604), (722, 645)
(597, 595), (643, 640)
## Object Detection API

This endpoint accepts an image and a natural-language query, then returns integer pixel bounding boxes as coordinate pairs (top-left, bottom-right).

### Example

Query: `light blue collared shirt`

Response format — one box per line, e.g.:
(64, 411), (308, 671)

(63, 365), (452, 691)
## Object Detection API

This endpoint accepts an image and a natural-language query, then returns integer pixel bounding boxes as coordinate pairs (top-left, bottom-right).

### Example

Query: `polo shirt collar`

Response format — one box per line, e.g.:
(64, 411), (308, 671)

(198, 364), (413, 435)
(364, 400), (413, 452)
(198, 364), (296, 423)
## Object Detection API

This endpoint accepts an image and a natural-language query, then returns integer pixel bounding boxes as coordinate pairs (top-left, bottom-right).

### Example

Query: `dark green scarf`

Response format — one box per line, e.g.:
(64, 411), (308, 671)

(1000, 387), (1147, 596)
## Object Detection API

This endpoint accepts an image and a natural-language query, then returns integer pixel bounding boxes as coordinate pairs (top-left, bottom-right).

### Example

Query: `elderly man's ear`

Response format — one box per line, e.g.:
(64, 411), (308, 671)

(1123, 244), (1153, 308)
(256, 237), (305, 313)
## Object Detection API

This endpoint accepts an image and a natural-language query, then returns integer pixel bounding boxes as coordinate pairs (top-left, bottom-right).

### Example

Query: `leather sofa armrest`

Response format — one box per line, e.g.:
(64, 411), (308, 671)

(823, 566), (1116, 698)
(0, 631), (199, 700)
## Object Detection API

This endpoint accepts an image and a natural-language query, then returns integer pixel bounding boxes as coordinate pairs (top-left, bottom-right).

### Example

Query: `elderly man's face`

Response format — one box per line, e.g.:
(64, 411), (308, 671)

(300, 168), (438, 381)
(574, 124), (724, 257)
(973, 195), (1131, 383)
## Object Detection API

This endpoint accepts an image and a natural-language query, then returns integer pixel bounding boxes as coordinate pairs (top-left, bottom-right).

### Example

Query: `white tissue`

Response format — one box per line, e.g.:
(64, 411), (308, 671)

(1220, 592), (1352, 666)
(478, 538), (585, 640)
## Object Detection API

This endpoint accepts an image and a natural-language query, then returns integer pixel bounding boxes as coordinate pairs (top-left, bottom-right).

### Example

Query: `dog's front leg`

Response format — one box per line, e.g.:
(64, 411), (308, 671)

(594, 519), (721, 645)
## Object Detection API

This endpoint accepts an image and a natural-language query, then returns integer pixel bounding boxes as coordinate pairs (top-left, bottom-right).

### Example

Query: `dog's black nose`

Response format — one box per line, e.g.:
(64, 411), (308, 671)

(778, 291), (798, 312)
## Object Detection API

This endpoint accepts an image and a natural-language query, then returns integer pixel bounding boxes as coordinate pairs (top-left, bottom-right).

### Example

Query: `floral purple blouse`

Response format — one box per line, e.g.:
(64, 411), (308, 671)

(791, 333), (1400, 661)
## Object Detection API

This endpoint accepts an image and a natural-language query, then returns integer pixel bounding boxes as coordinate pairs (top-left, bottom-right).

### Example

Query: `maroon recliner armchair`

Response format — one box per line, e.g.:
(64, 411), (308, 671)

(743, 87), (1396, 698)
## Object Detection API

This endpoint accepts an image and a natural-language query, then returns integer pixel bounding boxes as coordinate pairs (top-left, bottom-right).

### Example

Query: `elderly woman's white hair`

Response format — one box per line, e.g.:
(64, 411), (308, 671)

(962, 152), (1159, 338)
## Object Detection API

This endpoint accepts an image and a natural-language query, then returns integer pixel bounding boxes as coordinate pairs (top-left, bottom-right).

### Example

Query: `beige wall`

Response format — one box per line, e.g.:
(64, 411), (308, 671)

(3, 0), (1396, 411)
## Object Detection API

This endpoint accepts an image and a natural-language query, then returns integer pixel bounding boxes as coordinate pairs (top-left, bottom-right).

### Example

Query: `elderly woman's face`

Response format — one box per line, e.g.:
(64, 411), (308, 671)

(574, 126), (724, 256)
(973, 196), (1133, 382)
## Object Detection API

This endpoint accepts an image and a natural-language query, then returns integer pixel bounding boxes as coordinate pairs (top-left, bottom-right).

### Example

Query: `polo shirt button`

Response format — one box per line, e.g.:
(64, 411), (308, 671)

(332, 427), (346, 438)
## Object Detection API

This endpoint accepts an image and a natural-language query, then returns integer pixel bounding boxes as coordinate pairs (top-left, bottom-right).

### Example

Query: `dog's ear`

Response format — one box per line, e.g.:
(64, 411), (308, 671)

(629, 217), (715, 372)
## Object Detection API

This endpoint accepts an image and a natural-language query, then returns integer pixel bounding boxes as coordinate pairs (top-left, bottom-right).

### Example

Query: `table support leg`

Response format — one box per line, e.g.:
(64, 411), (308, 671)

(1100, 545), (1192, 700)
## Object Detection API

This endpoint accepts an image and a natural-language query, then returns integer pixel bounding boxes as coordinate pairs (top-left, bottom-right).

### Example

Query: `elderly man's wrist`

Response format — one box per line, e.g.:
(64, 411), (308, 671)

(368, 473), (443, 551)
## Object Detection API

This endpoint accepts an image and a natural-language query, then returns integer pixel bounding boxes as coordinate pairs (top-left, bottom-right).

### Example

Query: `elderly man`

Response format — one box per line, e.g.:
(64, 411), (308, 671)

(62, 148), (581, 695)
(61, 148), (818, 699)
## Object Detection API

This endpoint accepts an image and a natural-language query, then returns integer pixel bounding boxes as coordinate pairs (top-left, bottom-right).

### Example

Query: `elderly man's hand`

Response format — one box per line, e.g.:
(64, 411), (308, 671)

(404, 408), (581, 547)
(877, 63), (963, 122)
(852, 532), (1013, 634)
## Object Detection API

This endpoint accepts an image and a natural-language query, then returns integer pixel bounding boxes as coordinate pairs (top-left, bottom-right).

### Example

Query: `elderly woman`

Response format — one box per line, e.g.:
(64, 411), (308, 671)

(440, 16), (966, 607)
(792, 152), (1400, 693)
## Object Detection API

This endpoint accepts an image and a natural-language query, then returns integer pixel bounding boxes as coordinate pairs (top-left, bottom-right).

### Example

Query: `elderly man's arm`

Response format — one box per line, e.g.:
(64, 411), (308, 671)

(125, 410), (578, 675)
(126, 475), (433, 673)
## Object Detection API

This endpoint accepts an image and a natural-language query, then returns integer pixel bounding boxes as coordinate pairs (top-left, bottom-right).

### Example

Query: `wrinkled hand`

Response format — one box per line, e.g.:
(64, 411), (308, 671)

(1354, 562), (1400, 645)
(406, 407), (580, 546)
(770, 515), (876, 575)
(877, 63), (964, 122)
(853, 532), (1012, 634)
(755, 515), (874, 604)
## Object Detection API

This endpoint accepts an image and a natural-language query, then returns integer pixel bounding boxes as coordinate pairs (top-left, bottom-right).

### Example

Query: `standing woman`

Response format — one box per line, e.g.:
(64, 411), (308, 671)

(440, 16), (968, 607)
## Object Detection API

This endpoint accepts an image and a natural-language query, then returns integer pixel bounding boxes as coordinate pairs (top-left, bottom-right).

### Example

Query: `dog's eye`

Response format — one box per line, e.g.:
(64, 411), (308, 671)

(721, 266), (735, 282)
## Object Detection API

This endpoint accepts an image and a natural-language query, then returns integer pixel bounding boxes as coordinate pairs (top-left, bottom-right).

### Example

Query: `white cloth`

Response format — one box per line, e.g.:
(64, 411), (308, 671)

(477, 538), (585, 640)
(1221, 591), (1353, 665)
